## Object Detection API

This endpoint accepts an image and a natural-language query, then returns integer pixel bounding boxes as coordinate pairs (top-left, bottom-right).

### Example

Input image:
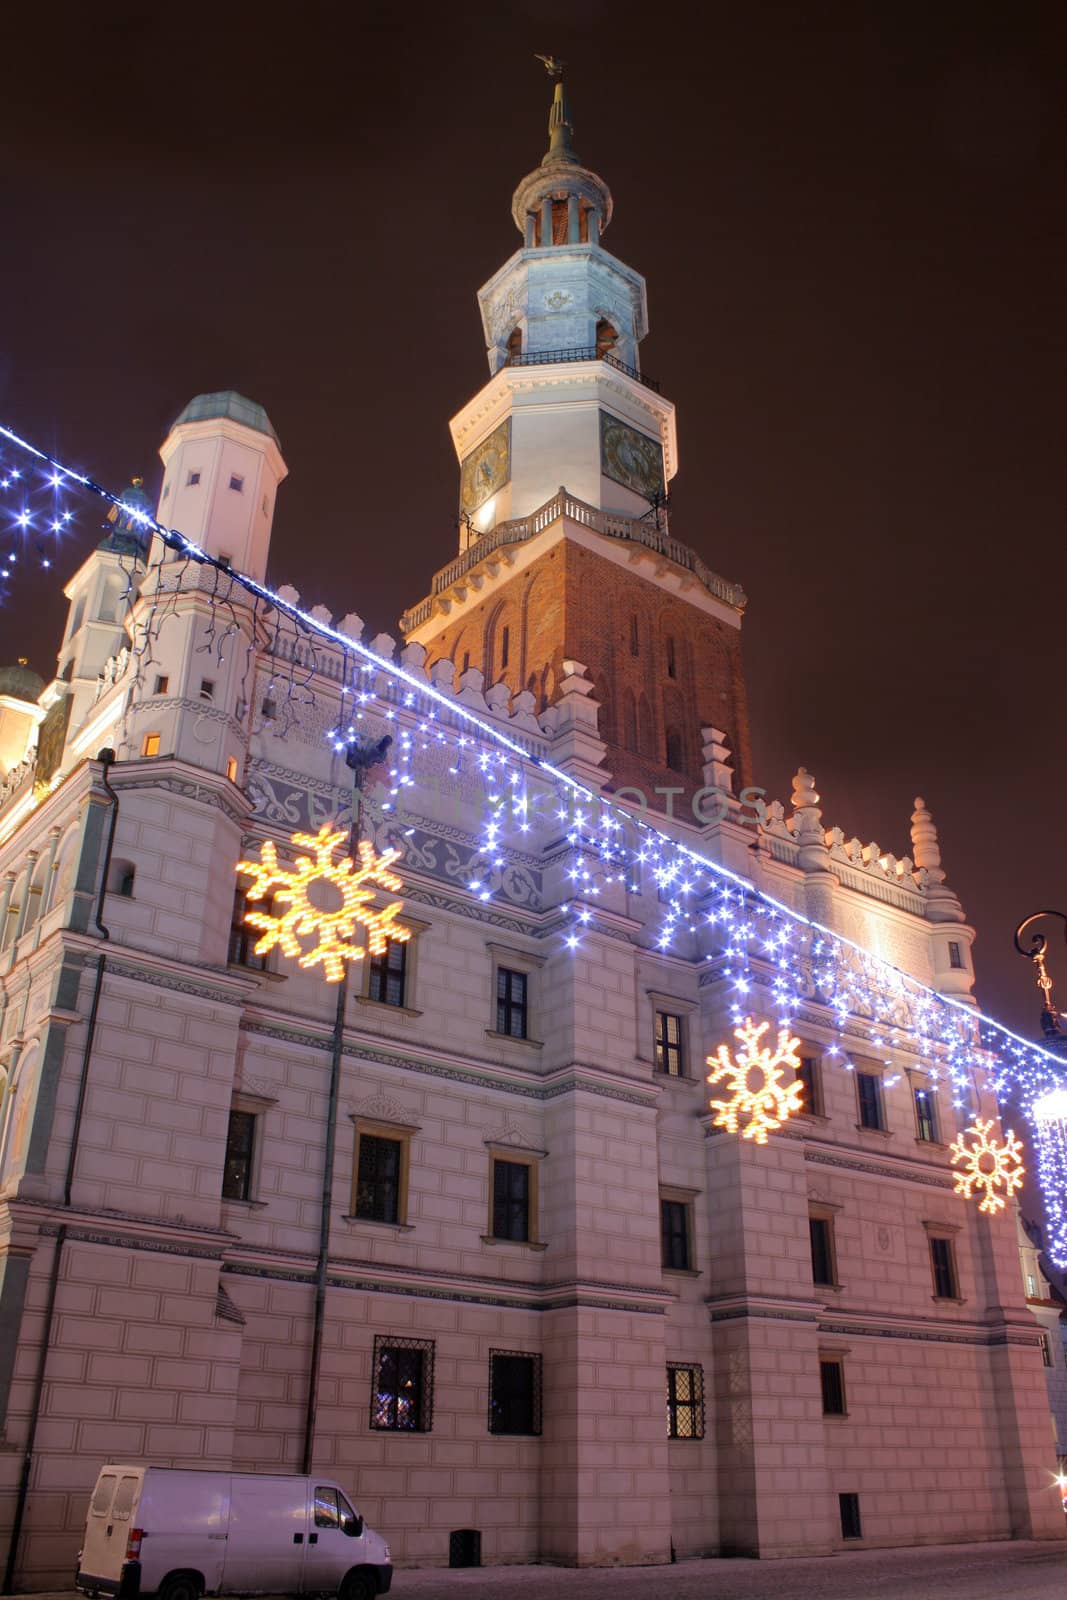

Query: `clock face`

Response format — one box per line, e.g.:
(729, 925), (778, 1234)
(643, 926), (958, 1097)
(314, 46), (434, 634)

(600, 411), (664, 500)
(460, 419), (512, 514)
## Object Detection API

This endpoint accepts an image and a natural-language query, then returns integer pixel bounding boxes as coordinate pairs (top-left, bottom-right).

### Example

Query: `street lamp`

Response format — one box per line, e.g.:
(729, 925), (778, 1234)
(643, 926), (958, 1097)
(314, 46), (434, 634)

(1014, 910), (1067, 1060)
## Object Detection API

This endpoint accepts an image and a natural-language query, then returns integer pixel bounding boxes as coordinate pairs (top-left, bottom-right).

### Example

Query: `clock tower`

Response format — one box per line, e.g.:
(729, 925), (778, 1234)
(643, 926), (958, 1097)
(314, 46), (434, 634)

(402, 67), (752, 806)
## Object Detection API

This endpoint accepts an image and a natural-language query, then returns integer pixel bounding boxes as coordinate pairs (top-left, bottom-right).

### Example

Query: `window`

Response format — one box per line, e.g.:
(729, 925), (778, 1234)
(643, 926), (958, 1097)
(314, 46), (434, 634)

(1027, 1272), (1037, 1298)
(856, 1070), (885, 1131)
(492, 1158), (531, 1243)
(229, 473), (244, 492)
(654, 1010), (684, 1076)
(595, 318), (618, 359)
(141, 732), (160, 757)
(368, 938), (408, 1007)
(666, 636), (676, 679)
(226, 756), (238, 783)
(229, 888), (268, 969)
(630, 614), (639, 656)
(371, 1337), (433, 1432)
(948, 941), (964, 970)
(665, 728), (683, 770)
(505, 326), (522, 365)
(820, 1357), (846, 1415)
(116, 864), (135, 898)
(839, 1493), (862, 1540)
(461, 650), (470, 674)
(795, 1054), (823, 1115)
(496, 968), (528, 1038)
(929, 1235), (959, 1300)
(355, 1132), (404, 1223)
(661, 1197), (691, 1271)
(809, 1214), (837, 1287)
(666, 1363), (704, 1439)
(187, 470), (201, 486)
(261, 696), (276, 720)
(153, 674), (169, 695)
(1042, 1332), (1053, 1367)
(489, 1350), (542, 1435)
(914, 1086), (937, 1142)
(313, 1486), (358, 1534)
(222, 1108), (256, 1201)
(200, 679), (215, 700)
(500, 626), (510, 669)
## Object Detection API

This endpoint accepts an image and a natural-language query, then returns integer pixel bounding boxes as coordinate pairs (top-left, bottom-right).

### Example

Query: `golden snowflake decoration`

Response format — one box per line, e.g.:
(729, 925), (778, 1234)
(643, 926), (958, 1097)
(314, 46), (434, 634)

(706, 1016), (804, 1144)
(235, 824), (409, 983)
(949, 1118), (1025, 1214)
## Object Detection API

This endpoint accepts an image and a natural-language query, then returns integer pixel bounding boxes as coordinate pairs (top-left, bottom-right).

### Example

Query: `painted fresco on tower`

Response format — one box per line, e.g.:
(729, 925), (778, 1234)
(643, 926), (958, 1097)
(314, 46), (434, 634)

(459, 418), (511, 514)
(599, 410), (664, 499)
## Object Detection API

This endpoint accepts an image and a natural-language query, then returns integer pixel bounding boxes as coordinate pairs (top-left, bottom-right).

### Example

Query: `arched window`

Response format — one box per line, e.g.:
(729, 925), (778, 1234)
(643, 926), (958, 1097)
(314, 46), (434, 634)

(665, 727), (684, 771)
(505, 327), (522, 366)
(596, 319), (619, 360)
(666, 636), (676, 679)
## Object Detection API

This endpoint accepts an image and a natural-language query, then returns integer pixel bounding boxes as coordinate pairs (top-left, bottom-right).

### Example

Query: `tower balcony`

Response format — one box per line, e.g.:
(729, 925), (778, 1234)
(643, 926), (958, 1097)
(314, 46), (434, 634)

(503, 345), (660, 395)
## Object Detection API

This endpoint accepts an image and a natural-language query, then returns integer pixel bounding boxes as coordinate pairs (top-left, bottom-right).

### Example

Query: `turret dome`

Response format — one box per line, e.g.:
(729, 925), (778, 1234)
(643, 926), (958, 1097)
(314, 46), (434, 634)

(0, 658), (44, 704)
(171, 391), (279, 446)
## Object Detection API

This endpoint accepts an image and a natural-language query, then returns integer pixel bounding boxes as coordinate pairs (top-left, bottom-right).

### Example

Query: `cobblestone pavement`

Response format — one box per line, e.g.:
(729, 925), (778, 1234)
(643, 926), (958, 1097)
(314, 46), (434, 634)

(21, 1541), (1067, 1600)
(389, 1540), (1066, 1599)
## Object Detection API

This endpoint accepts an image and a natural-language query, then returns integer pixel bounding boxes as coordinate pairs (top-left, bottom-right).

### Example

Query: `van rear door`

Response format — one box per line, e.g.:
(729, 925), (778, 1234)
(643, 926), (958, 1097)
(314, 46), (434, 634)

(80, 1469), (143, 1589)
(222, 1475), (306, 1594)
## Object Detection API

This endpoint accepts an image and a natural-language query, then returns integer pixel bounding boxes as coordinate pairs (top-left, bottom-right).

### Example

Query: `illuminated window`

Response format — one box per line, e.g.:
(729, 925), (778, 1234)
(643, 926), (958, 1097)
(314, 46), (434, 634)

(666, 1364), (704, 1439)
(489, 1351), (541, 1435)
(496, 968), (528, 1038)
(595, 318), (618, 359)
(809, 1213), (837, 1287)
(222, 1108), (257, 1201)
(655, 1010), (685, 1076)
(226, 756), (238, 783)
(820, 1357), (846, 1415)
(492, 1157), (532, 1243)
(229, 887), (268, 970)
(661, 1196), (692, 1271)
(505, 326), (522, 365)
(914, 1085), (937, 1142)
(368, 938), (408, 1007)
(141, 732), (160, 758)
(929, 1235), (959, 1300)
(370, 1336), (433, 1432)
(1027, 1272), (1037, 1297)
(839, 1493), (862, 1540)
(354, 1132), (405, 1224)
(153, 674), (169, 695)
(856, 1070), (885, 1131)
(796, 1054), (823, 1115)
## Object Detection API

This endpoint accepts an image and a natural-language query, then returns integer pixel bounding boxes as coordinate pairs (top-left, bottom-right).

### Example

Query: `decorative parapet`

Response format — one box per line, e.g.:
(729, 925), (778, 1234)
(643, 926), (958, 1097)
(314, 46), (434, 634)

(400, 487), (747, 633)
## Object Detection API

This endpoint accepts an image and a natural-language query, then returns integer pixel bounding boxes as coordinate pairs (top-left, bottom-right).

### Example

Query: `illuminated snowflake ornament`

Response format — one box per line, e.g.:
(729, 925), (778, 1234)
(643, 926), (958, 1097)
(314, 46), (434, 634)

(706, 1016), (804, 1144)
(949, 1117), (1025, 1214)
(235, 824), (409, 982)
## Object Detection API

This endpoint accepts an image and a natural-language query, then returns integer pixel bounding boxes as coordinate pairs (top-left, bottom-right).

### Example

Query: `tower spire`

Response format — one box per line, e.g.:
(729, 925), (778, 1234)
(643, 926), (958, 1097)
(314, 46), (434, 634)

(535, 54), (579, 166)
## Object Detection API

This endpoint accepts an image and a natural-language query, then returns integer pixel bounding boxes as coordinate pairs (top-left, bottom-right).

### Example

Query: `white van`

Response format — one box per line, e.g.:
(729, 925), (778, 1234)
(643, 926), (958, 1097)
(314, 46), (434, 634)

(76, 1466), (392, 1600)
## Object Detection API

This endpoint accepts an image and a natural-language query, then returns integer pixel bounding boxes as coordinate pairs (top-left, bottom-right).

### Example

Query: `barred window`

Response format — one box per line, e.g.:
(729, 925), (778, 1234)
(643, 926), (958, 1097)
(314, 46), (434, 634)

(371, 1336), (433, 1432)
(666, 1363), (704, 1439)
(355, 1134), (403, 1224)
(488, 1350), (542, 1436)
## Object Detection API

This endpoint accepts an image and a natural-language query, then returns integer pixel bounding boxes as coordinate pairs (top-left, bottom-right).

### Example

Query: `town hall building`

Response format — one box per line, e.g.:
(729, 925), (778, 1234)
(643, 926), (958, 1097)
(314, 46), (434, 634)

(0, 68), (1061, 1588)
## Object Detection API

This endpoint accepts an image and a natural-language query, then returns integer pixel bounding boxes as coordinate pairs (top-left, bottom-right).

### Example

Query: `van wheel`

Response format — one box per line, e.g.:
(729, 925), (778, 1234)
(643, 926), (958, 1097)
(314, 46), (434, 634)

(340, 1572), (376, 1600)
(159, 1575), (203, 1600)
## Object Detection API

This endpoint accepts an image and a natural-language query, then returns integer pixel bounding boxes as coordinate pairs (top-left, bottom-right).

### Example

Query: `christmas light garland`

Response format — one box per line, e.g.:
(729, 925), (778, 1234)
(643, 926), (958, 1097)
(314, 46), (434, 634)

(3, 421), (1067, 1255)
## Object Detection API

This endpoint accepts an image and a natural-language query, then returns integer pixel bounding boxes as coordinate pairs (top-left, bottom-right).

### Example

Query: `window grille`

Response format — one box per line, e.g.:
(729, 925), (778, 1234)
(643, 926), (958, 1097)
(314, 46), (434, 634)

(370, 1335), (434, 1432)
(488, 1350), (542, 1435)
(666, 1363), (704, 1439)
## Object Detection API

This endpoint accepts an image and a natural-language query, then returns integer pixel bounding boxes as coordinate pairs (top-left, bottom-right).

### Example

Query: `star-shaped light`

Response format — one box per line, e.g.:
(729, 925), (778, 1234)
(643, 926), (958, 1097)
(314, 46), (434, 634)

(235, 823), (409, 983)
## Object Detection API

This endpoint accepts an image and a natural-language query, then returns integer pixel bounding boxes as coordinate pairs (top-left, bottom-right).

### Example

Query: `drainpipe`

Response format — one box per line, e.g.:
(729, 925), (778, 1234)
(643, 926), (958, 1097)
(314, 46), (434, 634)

(3, 749), (118, 1593)
(301, 734), (390, 1476)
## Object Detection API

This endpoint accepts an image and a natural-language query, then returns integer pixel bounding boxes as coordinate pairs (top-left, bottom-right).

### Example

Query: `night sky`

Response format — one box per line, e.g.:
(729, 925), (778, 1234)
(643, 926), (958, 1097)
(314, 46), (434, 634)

(1, 2), (1064, 1038)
